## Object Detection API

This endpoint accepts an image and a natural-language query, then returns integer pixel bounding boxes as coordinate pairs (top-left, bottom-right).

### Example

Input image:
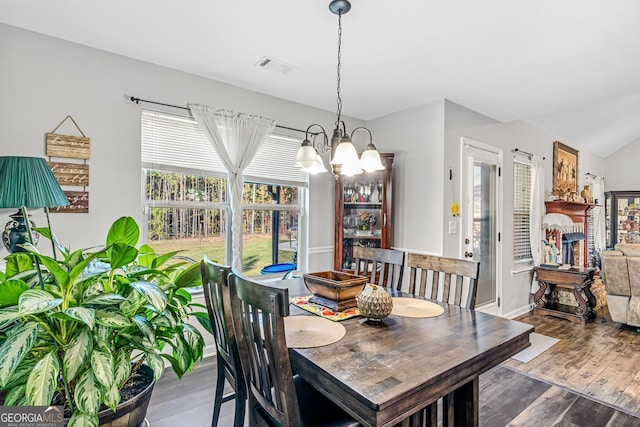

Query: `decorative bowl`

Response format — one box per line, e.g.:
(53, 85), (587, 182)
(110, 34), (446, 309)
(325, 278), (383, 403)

(303, 271), (367, 309)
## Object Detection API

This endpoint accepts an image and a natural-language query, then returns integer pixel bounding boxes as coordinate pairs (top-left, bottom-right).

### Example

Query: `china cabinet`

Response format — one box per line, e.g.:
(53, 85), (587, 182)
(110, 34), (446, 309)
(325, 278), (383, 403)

(605, 191), (640, 248)
(334, 153), (394, 271)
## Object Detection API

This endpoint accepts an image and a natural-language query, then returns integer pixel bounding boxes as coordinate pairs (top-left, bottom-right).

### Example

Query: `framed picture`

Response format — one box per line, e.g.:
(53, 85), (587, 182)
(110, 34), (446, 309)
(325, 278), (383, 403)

(553, 141), (579, 196)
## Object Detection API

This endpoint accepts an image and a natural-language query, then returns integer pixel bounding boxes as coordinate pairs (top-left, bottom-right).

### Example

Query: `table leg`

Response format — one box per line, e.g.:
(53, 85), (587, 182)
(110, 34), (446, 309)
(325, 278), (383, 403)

(533, 281), (548, 308)
(443, 377), (479, 427)
(573, 287), (589, 315)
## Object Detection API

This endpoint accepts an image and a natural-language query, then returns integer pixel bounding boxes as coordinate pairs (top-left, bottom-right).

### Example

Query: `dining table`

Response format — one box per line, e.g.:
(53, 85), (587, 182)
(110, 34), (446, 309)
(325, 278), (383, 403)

(280, 277), (534, 427)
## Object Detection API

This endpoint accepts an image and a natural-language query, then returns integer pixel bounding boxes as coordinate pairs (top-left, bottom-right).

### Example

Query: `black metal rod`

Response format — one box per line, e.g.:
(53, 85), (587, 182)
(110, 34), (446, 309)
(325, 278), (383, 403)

(129, 96), (312, 135)
(513, 148), (545, 160)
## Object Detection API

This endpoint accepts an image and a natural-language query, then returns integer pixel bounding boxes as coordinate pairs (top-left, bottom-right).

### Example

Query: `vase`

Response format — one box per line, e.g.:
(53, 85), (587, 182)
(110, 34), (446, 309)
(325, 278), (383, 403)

(356, 284), (393, 321)
(580, 185), (592, 203)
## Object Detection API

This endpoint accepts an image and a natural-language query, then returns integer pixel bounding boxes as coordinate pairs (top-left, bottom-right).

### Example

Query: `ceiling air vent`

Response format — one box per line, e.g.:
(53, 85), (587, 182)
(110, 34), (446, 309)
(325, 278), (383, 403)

(254, 56), (296, 75)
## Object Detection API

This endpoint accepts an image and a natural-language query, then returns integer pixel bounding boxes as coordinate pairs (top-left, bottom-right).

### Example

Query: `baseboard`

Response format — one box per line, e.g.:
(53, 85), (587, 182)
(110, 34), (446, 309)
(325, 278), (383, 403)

(503, 303), (534, 319)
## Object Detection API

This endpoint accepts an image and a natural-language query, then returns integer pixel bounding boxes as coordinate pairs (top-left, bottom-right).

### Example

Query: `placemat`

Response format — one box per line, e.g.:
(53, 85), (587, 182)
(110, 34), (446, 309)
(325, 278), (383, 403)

(284, 316), (346, 348)
(391, 297), (444, 318)
(290, 295), (361, 321)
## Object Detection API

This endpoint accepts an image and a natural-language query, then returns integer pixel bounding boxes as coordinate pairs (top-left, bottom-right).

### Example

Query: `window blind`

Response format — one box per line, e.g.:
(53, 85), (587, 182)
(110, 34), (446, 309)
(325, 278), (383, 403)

(513, 160), (533, 261)
(141, 110), (308, 187)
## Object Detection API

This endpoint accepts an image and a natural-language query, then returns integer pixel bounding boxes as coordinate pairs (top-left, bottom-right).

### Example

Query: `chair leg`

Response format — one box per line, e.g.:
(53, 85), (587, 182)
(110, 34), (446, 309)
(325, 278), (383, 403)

(233, 379), (247, 427)
(211, 356), (226, 427)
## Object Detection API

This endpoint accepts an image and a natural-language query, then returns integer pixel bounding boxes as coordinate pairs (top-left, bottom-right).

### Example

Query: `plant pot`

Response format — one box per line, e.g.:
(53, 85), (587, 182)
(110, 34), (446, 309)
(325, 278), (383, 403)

(66, 364), (155, 427)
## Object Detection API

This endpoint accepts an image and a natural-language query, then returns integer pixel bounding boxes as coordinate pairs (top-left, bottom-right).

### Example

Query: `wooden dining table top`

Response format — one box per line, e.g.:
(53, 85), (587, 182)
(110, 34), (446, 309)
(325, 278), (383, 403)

(278, 277), (534, 427)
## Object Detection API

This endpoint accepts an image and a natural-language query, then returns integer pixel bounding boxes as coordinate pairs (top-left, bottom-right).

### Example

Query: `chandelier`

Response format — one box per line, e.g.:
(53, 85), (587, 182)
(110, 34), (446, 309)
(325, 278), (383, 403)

(294, 0), (384, 177)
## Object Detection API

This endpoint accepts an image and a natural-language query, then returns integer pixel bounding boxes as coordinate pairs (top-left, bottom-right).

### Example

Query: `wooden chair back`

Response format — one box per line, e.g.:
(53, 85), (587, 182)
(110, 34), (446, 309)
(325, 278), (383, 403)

(406, 253), (480, 309)
(200, 256), (246, 426)
(228, 272), (301, 426)
(352, 246), (405, 290)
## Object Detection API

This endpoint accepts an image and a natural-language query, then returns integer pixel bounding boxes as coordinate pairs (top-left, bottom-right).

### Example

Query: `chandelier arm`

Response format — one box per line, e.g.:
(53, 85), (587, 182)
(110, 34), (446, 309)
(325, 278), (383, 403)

(305, 124), (330, 152)
(351, 127), (373, 146)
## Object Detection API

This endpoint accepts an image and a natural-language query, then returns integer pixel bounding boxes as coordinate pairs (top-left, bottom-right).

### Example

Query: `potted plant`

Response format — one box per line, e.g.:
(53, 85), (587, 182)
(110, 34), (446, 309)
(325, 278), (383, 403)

(0, 216), (207, 426)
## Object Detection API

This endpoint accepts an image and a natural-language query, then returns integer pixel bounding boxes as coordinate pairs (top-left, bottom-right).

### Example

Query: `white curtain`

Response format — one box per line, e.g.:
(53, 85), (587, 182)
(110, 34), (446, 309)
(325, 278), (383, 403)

(529, 155), (546, 293)
(188, 104), (276, 269)
(587, 175), (606, 251)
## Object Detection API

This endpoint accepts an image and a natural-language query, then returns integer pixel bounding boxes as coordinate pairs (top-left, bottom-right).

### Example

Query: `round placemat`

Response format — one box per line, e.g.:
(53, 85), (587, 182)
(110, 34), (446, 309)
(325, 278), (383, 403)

(284, 316), (346, 348)
(391, 297), (445, 318)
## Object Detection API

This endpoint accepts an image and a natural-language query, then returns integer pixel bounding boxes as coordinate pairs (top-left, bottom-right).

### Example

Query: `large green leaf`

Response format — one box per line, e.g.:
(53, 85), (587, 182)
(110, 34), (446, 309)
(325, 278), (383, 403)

(144, 351), (164, 381)
(52, 307), (95, 330)
(107, 242), (138, 269)
(0, 280), (29, 307)
(29, 253), (70, 290)
(67, 412), (99, 427)
(184, 324), (205, 361)
(94, 308), (131, 328)
(77, 260), (111, 282)
(0, 306), (20, 330)
(34, 226), (69, 258)
(106, 216), (139, 247)
(151, 250), (182, 269)
(74, 368), (102, 414)
(130, 281), (167, 313)
(173, 335), (191, 374)
(132, 315), (156, 347)
(90, 350), (114, 389)
(113, 350), (132, 388)
(4, 253), (34, 277)
(174, 263), (203, 288)
(84, 293), (126, 306)
(192, 311), (213, 334)
(18, 290), (62, 315)
(5, 361), (35, 389)
(4, 384), (26, 406)
(102, 383), (121, 412)
(25, 351), (59, 405)
(63, 328), (93, 382)
(137, 244), (156, 268)
(0, 322), (38, 387)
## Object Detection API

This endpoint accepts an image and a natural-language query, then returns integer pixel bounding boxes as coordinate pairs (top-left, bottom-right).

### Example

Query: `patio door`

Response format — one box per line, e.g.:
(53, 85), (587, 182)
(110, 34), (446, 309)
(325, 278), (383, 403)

(461, 138), (503, 314)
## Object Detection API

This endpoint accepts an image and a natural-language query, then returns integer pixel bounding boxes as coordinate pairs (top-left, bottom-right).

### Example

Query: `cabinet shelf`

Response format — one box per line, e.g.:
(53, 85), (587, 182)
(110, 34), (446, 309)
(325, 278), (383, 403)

(334, 153), (394, 271)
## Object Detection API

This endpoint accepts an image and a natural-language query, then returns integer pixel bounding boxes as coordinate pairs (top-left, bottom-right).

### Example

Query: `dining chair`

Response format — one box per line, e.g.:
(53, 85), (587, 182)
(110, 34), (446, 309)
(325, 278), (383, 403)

(201, 257), (246, 427)
(406, 253), (480, 309)
(352, 246), (405, 290)
(228, 271), (361, 427)
(405, 253), (480, 427)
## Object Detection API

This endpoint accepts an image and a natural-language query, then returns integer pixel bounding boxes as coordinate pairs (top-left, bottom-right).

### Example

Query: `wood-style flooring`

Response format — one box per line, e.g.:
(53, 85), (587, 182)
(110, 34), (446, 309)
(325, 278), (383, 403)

(146, 309), (640, 427)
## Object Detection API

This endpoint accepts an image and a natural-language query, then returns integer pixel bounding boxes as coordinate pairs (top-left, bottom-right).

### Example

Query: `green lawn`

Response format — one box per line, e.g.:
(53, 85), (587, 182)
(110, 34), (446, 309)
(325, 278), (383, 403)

(146, 234), (296, 277)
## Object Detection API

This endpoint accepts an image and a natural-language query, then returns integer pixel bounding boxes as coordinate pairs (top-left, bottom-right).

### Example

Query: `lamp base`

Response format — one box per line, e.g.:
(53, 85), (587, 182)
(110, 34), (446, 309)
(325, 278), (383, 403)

(2, 210), (39, 253)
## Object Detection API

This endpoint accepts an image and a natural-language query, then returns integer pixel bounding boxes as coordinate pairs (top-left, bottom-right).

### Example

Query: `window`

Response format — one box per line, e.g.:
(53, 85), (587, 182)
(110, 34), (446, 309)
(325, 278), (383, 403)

(141, 110), (307, 276)
(513, 159), (533, 264)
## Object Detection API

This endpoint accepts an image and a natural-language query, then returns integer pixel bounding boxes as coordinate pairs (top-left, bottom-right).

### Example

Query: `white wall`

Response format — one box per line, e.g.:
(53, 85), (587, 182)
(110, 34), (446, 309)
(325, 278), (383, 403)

(604, 138), (640, 191)
(0, 23), (367, 270)
(366, 100), (446, 254)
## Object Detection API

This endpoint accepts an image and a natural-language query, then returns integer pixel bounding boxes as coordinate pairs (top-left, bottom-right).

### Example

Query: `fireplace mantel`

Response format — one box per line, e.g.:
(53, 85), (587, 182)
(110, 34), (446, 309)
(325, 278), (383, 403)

(544, 201), (597, 268)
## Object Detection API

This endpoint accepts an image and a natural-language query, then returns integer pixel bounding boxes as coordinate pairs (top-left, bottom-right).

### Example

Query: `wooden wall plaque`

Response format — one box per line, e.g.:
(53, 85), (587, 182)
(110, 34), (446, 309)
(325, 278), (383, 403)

(51, 191), (89, 214)
(48, 162), (89, 186)
(46, 133), (90, 159)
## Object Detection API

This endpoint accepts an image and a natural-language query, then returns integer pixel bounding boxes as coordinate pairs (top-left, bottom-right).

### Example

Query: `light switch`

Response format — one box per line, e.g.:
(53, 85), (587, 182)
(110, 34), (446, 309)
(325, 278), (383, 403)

(448, 220), (458, 234)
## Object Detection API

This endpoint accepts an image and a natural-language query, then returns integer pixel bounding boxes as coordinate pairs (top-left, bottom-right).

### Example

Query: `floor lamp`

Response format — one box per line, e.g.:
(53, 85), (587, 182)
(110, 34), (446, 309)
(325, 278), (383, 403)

(0, 156), (69, 287)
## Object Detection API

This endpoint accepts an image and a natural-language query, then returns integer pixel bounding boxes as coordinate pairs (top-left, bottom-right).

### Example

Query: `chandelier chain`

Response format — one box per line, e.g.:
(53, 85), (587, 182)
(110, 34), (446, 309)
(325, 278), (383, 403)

(335, 9), (343, 128)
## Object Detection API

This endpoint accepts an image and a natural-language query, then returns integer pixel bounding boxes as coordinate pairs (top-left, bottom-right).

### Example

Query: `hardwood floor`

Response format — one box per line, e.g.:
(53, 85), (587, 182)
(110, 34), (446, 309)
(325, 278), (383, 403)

(146, 309), (640, 426)
(504, 307), (640, 417)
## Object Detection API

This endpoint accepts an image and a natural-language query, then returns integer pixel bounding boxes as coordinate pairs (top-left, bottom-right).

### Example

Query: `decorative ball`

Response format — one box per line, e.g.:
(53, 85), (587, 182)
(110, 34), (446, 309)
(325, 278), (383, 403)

(356, 284), (393, 321)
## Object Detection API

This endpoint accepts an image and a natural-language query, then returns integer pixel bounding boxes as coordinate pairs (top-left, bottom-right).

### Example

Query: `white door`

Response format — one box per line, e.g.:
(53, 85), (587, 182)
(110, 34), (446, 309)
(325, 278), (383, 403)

(461, 138), (503, 314)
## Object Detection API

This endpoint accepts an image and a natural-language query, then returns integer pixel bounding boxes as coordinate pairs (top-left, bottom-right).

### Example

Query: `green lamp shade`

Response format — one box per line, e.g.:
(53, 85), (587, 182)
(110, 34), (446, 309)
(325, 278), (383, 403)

(0, 156), (69, 208)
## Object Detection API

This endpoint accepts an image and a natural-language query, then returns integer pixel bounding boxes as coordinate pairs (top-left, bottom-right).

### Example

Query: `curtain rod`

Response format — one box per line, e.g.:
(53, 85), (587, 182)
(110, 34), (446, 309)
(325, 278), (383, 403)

(129, 96), (313, 136)
(585, 172), (604, 179)
(513, 148), (546, 160)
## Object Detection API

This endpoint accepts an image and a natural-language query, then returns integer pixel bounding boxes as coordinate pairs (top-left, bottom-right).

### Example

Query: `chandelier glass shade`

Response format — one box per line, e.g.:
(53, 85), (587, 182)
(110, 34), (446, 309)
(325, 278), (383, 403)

(294, 0), (384, 177)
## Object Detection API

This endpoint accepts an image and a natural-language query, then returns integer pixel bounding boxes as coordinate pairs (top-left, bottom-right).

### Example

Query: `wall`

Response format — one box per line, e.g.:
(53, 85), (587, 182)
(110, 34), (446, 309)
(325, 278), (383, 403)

(0, 23), (367, 271)
(444, 114), (605, 317)
(366, 100), (446, 255)
(604, 138), (640, 191)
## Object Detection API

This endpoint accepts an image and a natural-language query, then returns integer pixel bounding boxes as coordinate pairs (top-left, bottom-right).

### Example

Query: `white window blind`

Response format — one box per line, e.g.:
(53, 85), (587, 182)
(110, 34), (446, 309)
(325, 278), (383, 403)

(141, 110), (308, 187)
(513, 160), (533, 262)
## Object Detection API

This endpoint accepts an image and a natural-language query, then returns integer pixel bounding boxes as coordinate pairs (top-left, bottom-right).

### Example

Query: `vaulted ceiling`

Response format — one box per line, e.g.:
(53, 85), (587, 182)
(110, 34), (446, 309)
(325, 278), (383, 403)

(2, 0), (640, 157)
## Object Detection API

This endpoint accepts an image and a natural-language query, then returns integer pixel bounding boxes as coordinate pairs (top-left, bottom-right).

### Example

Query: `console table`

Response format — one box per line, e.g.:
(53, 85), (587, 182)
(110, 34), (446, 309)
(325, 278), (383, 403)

(533, 265), (596, 324)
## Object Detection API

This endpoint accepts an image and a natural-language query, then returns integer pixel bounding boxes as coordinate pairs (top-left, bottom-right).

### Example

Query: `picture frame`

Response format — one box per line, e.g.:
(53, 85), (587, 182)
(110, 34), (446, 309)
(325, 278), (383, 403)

(553, 141), (579, 196)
